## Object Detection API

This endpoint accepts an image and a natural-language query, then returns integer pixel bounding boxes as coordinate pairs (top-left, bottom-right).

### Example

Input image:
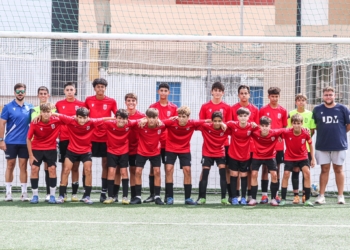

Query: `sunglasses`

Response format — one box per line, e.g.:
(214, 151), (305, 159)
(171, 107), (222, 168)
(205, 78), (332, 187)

(15, 90), (26, 94)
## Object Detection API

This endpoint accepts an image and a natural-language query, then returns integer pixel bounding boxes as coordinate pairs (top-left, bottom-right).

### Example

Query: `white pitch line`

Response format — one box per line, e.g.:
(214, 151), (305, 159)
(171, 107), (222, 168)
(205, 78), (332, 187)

(0, 220), (349, 228)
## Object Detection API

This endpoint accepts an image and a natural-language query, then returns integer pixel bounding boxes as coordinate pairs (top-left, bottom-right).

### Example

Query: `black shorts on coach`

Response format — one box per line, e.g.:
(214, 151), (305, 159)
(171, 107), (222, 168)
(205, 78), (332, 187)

(5, 144), (29, 159)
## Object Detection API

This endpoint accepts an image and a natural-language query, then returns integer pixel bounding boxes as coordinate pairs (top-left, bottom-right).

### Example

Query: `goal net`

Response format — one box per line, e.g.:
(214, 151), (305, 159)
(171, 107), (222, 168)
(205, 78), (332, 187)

(1, 0), (350, 195)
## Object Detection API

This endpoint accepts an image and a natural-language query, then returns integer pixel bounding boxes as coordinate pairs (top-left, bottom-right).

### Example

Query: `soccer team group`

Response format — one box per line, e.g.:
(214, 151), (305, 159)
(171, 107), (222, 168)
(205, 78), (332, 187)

(0, 79), (349, 207)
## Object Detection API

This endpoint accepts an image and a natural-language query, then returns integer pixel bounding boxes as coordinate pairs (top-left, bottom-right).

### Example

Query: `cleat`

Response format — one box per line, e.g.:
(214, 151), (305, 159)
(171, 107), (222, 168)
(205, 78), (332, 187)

(279, 199), (287, 206)
(103, 197), (114, 204)
(166, 197), (174, 205)
(30, 195), (39, 204)
(143, 195), (155, 203)
(130, 197), (142, 205)
(196, 198), (206, 205)
(240, 197), (247, 205)
(247, 195), (252, 203)
(293, 195), (300, 204)
(71, 195), (79, 202)
(45, 194), (50, 202)
(5, 193), (13, 202)
(338, 195), (345, 204)
(228, 197), (233, 204)
(315, 195), (326, 204)
(248, 198), (257, 206)
(232, 197), (239, 205)
(275, 195), (281, 204)
(100, 193), (107, 203)
(270, 199), (279, 206)
(83, 196), (93, 205)
(21, 192), (29, 202)
(56, 196), (65, 204)
(304, 200), (314, 207)
(48, 195), (56, 204)
(155, 197), (164, 205)
(185, 198), (196, 205)
(302, 195), (306, 204)
(113, 196), (119, 203)
(221, 198), (230, 205)
(260, 195), (269, 204)
(122, 197), (130, 205)
(64, 193), (67, 202)
(80, 195), (86, 202)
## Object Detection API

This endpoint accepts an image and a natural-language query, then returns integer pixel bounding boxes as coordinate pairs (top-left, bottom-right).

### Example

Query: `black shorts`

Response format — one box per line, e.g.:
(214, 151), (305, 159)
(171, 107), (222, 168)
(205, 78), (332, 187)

(251, 158), (277, 171)
(161, 148), (166, 164)
(5, 144), (29, 159)
(284, 159), (310, 172)
(225, 146), (229, 164)
(32, 149), (57, 167)
(59, 140), (69, 163)
(275, 150), (284, 165)
(91, 142), (107, 157)
(136, 154), (161, 168)
(66, 150), (92, 163)
(227, 156), (251, 173)
(165, 151), (191, 169)
(129, 154), (137, 167)
(107, 152), (129, 168)
(201, 156), (226, 167)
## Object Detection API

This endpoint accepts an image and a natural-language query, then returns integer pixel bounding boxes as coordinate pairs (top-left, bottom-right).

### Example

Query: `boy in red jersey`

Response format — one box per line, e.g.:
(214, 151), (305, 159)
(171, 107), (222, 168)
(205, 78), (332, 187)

(196, 111), (230, 205)
(102, 109), (138, 205)
(279, 114), (315, 207)
(258, 87), (288, 204)
(145, 83), (178, 203)
(130, 108), (166, 205)
(55, 82), (86, 202)
(199, 82), (232, 201)
(231, 85), (259, 202)
(85, 78), (117, 202)
(249, 116), (285, 206)
(27, 103), (61, 204)
(226, 107), (257, 205)
(163, 106), (210, 205)
(53, 107), (113, 204)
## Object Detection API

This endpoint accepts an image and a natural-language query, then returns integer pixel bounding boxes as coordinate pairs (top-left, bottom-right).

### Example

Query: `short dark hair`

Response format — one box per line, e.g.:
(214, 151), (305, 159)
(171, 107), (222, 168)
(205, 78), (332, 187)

(260, 116), (271, 126)
(238, 85), (250, 94)
(64, 82), (76, 89)
(40, 103), (52, 112)
(92, 78), (108, 88)
(116, 109), (129, 119)
(211, 82), (225, 92)
(14, 83), (26, 91)
(37, 86), (49, 94)
(212, 111), (223, 120)
(76, 107), (89, 117)
(146, 108), (159, 118)
(158, 82), (170, 90)
(237, 107), (251, 116)
(124, 93), (138, 101)
(268, 87), (281, 95)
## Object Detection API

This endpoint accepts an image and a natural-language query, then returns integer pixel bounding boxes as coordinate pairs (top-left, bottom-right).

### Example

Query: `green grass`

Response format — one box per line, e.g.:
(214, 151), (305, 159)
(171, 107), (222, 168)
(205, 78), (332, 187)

(0, 193), (349, 249)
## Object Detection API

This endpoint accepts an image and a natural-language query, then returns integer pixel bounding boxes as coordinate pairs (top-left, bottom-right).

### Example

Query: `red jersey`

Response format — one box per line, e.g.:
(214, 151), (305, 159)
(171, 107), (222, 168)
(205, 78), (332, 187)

(226, 121), (255, 161)
(85, 95), (117, 142)
(259, 104), (288, 151)
(251, 128), (285, 159)
(283, 128), (312, 161)
(198, 123), (230, 157)
(128, 110), (146, 155)
(149, 101), (178, 149)
(163, 119), (205, 153)
(103, 120), (138, 155)
(231, 102), (259, 153)
(27, 116), (62, 150)
(59, 115), (104, 154)
(135, 124), (166, 157)
(55, 99), (86, 141)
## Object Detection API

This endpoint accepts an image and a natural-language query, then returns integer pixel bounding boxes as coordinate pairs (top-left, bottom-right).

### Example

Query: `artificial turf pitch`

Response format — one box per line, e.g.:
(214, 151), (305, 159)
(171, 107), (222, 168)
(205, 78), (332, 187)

(0, 193), (349, 250)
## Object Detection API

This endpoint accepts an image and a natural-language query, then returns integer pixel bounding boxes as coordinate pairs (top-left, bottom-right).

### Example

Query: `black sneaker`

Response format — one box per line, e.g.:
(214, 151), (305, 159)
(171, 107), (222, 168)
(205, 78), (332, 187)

(155, 197), (164, 205)
(100, 193), (107, 203)
(143, 195), (155, 203)
(130, 197), (142, 205)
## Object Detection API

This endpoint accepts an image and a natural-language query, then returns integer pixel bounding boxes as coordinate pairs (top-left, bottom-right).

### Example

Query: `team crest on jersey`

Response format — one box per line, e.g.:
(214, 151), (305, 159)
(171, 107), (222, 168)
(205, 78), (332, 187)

(13, 108), (15, 111)
(103, 104), (107, 110)
(126, 128), (129, 131)
(209, 109), (212, 112)
(92, 104), (94, 107)
(267, 112), (270, 116)
(247, 131), (251, 136)
(75, 106), (79, 110)
(25, 106), (29, 111)
(271, 137), (275, 141)
(289, 138), (292, 140)
(87, 126), (90, 130)
(167, 111), (171, 117)
(220, 109), (223, 113)
(278, 113), (281, 119)
(51, 124), (55, 129)
(40, 127), (43, 131)
(235, 129), (237, 132)
(220, 132), (224, 136)
(158, 129), (161, 134)
(62, 106), (65, 109)
(301, 139), (305, 144)
(186, 128), (190, 130)
(304, 118), (308, 123)
(175, 127), (178, 130)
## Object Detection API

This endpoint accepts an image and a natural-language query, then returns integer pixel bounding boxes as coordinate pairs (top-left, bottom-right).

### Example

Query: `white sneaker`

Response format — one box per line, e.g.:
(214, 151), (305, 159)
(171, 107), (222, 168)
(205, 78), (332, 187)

(237, 196), (241, 203)
(5, 193), (13, 202)
(338, 195), (345, 204)
(45, 194), (50, 202)
(315, 195), (326, 204)
(21, 192), (29, 202)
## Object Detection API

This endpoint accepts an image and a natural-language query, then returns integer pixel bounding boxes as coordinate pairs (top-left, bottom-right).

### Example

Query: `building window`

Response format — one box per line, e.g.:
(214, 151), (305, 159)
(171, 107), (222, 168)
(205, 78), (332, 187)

(250, 86), (263, 109)
(306, 63), (349, 105)
(156, 82), (181, 107)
